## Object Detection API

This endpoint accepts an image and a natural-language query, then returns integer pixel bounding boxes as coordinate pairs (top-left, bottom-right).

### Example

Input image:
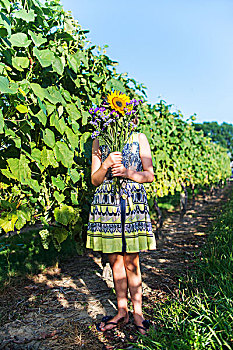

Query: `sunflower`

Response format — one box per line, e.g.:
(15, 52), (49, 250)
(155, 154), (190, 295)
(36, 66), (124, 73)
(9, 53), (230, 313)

(107, 91), (130, 115)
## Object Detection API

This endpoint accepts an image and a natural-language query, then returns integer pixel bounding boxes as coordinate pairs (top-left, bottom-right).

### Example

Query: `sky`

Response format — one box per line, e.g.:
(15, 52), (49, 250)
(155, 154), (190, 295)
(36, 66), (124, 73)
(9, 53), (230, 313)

(61, 0), (233, 124)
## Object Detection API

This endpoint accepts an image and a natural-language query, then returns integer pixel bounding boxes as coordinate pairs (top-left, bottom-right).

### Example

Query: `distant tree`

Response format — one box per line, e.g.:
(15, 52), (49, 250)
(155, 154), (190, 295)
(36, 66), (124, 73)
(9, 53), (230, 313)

(194, 122), (233, 160)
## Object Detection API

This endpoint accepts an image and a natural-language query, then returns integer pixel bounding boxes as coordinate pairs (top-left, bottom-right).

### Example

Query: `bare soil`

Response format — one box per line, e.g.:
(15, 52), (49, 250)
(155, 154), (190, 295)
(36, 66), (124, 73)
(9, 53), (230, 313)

(0, 184), (232, 350)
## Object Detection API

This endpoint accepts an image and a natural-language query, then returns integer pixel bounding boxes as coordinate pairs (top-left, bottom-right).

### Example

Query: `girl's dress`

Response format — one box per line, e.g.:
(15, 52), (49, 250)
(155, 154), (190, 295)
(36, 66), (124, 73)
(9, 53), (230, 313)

(86, 132), (156, 254)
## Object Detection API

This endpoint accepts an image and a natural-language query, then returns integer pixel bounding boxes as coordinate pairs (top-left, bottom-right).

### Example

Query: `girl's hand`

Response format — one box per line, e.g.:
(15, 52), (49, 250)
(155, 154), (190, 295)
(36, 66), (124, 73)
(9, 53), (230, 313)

(103, 152), (122, 169)
(111, 163), (128, 178)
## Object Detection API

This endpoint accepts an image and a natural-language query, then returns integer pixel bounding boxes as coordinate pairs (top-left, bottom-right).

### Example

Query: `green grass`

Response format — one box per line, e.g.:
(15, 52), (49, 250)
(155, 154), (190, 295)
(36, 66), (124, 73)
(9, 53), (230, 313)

(0, 228), (78, 286)
(150, 187), (198, 214)
(131, 191), (233, 350)
(158, 192), (180, 211)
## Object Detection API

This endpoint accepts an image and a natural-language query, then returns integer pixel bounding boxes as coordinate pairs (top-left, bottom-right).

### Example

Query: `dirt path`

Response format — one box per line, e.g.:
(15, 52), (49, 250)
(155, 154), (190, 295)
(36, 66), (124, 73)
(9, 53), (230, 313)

(0, 184), (232, 350)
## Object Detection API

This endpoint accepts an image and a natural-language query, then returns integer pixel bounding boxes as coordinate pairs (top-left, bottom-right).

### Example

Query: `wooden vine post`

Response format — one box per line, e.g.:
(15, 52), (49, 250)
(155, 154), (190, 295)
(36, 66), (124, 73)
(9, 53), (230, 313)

(180, 182), (188, 221)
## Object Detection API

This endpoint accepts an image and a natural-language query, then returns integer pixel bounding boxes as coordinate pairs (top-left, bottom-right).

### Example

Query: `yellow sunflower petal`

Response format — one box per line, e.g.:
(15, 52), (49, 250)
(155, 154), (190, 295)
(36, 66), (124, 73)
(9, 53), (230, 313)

(107, 91), (130, 115)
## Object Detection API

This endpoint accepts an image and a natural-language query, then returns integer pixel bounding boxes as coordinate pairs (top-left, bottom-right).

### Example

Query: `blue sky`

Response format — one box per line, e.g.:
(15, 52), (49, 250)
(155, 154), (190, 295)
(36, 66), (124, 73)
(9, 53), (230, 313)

(61, 0), (233, 124)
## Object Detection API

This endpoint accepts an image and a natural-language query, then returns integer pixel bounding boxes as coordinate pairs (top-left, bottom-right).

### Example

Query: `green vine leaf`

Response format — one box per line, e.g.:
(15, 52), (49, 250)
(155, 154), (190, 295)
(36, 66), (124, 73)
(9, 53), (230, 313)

(54, 141), (74, 168)
(33, 47), (55, 67)
(51, 175), (65, 190)
(43, 128), (55, 148)
(28, 29), (47, 47)
(13, 9), (35, 22)
(54, 204), (75, 225)
(41, 147), (58, 168)
(54, 191), (65, 204)
(0, 213), (18, 233)
(0, 11), (11, 35)
(9, 33), (31, 47)
(16, 104), (28, 113)
(12, 56), (29, 71)
(0, 0), (11, 13)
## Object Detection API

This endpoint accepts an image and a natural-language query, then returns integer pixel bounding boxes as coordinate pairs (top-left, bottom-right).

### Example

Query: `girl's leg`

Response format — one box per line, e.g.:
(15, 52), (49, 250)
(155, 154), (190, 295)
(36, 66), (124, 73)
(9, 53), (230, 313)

(123, 253), (146, 334)
(99, 253), (129, 331)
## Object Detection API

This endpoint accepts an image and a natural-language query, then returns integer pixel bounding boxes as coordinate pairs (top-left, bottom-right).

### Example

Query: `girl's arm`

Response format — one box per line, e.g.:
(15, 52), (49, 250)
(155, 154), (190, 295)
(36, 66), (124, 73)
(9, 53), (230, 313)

(91, 139), (122, 186)
(111, 133), (154, 183)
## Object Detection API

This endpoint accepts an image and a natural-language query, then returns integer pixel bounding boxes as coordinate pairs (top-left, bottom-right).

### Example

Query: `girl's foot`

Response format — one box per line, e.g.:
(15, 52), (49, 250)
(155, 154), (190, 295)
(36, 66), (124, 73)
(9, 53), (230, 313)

(99, 312), (129, 331)
(133, 313), (150, 335)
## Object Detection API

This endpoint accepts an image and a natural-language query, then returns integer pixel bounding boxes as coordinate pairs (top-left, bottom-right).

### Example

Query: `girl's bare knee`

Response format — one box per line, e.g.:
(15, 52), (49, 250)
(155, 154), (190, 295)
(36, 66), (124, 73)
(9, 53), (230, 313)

(125, 262), (138, 274)
(124, 257), (139, 274)
(124, 253), (139, 273)
(108, 253), (124, 270)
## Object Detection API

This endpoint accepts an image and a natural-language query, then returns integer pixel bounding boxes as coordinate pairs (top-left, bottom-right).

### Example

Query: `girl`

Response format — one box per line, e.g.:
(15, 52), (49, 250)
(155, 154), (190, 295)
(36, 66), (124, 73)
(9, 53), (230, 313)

(86, 120), (156, 335)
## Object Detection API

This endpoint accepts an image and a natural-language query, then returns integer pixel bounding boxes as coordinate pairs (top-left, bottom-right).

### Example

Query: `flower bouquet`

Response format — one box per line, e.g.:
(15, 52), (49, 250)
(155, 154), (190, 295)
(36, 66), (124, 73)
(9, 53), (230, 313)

(89, 91), (142, 192)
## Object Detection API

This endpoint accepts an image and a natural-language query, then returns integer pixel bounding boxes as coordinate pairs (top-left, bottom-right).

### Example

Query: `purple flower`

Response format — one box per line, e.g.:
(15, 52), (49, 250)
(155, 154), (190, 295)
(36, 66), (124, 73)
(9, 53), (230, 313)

(128, 121), (137, 130)
(125, 111), (132, 116)
(91, 130), (100, 139)
(102, 114), (110, 121)
(110, 110), (120, 117)
(90, 121), (98, 127)
(99, 111), (106, 118)
(128, 98), (142, 107)
(103, 118), (115, 127)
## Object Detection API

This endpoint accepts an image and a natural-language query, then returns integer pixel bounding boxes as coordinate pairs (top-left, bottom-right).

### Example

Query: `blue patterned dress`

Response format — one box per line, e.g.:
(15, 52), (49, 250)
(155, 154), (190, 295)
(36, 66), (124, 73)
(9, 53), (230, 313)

(86, 132), (156, 253)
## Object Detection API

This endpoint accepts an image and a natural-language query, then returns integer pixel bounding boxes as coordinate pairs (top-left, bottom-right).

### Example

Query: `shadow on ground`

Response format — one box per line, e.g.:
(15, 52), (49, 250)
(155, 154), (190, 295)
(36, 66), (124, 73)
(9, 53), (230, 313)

(0, 184), (232, 350)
